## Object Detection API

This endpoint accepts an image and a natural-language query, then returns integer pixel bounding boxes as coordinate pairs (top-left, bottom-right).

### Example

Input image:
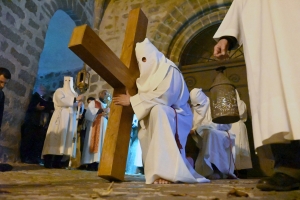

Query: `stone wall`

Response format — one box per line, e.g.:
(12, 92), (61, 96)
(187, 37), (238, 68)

(96, 0), (232, 62)
(0, 0), (95, 162)
(0, 0), (238, 164)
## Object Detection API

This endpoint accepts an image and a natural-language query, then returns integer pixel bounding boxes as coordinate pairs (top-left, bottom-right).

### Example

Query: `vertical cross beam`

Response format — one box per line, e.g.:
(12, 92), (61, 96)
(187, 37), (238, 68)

(68, 8), (148, 181)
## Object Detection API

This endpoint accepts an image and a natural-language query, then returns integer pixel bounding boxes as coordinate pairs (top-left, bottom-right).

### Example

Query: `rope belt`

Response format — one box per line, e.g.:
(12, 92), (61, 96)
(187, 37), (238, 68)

(172, 107), (182, 151)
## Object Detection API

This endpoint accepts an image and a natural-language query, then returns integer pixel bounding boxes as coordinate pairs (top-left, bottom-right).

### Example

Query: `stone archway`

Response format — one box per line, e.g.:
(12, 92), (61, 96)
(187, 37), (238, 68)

(0, 0), (94, 162)
(149, 0), (232, 62)
(34, 10), (84, 94)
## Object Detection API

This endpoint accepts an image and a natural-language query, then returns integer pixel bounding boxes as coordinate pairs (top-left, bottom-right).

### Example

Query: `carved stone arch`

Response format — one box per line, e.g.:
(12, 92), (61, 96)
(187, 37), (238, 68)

(40, 0), (94, 28)
(167, 9), (229, 65)
(150, 0), (232, 65)
(63, 9), (90, 26)
(33, 1), (95, 92)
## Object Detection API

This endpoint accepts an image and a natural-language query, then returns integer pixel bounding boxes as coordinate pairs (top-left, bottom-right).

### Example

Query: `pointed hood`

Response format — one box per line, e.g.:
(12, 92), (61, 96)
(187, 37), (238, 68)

(135, 38), (178, 93)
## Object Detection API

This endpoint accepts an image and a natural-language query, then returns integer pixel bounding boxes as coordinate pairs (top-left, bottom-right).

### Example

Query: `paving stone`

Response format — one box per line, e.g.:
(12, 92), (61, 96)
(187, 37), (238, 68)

(0, 163), (299, 199)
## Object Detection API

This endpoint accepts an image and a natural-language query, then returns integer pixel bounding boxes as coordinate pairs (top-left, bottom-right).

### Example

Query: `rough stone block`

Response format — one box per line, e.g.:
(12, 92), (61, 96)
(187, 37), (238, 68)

(208, 12), (221, 24)
(55, 0), (66, 8)
(29, 19), (39, 30)
(35, 37), (44, 50)
(25, 0), (37, 15)
(41, 6), (52, 19)
(76, 3), (83, 19)
(81, 12), (87, 25)
(78, 0), (86, 7)
(148, 6), (159, 14)
(90, 74), (99, 83)
(42, 30), (46, 38)
(19, 24), (33, 39)
(26, 44), (40, 60)
(6, 79), (26, 97)
(5, 12), (15, 25)
(0, 21), (24, 46)
(0, 55), (15, 74)
(4, 95), (9, 106)
(102, 83), (111, 89)
(89, 84), (97, 92)
(39, 13), (44, 20)
(130, 3), (142, 10)
(58, 0), (67, 9)
(50, 1), (58, 12)
(43, 3), (54, 16)
(67, 0), (73, 8)
(86, 6), (93, 17)
(10, 48), (30, 67)
(0, 41), (8, 51)
(2, 0), (25, 19)
(157, 23), (172, 36)
(18, 69), (35, 84)
(67, 10), (80, 23)
(12, 97), (26, 110)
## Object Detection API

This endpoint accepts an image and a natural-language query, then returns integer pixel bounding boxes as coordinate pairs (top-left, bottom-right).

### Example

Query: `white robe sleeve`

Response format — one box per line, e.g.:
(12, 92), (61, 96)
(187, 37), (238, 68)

(54, 89), (75, 107)
(130, 67), (181, 120)
(192, 104), (209, 130)
(213, 0), (245, 45)
(238, 99), (247, 122)
(84, 100), (99, 122)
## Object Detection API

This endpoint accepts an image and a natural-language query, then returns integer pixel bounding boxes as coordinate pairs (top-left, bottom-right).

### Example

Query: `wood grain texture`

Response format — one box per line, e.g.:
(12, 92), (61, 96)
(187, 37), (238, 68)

(68, 8), (148, 181)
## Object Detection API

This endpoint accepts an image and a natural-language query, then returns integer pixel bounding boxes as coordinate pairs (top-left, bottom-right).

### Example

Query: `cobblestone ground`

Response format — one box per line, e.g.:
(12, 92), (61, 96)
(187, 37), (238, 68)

(0, 163), (300, 200)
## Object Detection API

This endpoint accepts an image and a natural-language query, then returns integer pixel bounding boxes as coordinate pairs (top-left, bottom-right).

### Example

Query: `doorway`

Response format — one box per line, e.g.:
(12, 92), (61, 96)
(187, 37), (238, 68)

(180, 23), (264, 178)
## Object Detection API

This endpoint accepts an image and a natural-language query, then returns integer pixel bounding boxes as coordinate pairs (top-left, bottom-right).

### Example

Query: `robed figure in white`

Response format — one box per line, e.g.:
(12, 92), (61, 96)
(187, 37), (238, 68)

(213, 0), (300, 191)
(42, 76), (81, 159)
(231, 90), (252, 170)
(113, 38), (209, 184)
(190, 88), (236, 179)
(81, 99), (108, 166)
(213, 0), (300, 148)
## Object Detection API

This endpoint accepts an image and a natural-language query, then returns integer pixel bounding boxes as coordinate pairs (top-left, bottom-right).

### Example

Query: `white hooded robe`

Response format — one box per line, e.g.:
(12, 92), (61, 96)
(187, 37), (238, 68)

(190, 88), (236, 178)
(81, 100), (108, 165)
(42, 77), (78, 158)
(130, 38), (209, 184)
(230, 90), (252, 170)
(214, 0), (300, 148)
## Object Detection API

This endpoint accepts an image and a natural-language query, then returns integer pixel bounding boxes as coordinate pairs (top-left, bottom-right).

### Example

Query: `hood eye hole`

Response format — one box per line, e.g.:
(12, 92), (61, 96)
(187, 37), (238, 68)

(142, 57), (146, 62)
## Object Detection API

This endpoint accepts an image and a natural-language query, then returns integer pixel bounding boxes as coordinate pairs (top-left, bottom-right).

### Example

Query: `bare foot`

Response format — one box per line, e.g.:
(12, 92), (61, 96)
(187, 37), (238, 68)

(153, 178), (173, 184)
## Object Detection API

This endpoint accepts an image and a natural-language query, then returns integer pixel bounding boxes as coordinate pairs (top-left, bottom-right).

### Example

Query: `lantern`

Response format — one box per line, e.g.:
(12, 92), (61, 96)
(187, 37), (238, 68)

(209, 66), (239, 124)
(103, 91), (112, 108)
(75, 64), (90, 93)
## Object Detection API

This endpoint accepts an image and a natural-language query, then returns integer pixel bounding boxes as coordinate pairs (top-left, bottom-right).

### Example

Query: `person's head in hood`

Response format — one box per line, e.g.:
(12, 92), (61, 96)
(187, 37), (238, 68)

(135, 38), (177, 93)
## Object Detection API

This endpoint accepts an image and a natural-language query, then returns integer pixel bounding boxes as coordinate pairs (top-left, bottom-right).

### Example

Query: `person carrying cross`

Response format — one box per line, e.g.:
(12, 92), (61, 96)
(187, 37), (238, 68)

(113, 38), (210, 184)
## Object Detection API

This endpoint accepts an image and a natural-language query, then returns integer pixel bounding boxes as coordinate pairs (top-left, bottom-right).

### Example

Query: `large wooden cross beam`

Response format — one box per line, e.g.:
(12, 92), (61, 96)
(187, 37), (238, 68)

(68, 8), (148, 181)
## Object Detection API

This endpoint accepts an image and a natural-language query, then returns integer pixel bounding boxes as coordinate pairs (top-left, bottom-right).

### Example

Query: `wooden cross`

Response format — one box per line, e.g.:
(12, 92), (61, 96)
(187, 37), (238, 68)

(68, 8), (148, 181)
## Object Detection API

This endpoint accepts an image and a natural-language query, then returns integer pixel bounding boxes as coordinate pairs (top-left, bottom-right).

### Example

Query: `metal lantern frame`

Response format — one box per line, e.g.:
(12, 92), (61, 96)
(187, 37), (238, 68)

(76, 64), (90, 93)
(209, 66), (240, 124)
